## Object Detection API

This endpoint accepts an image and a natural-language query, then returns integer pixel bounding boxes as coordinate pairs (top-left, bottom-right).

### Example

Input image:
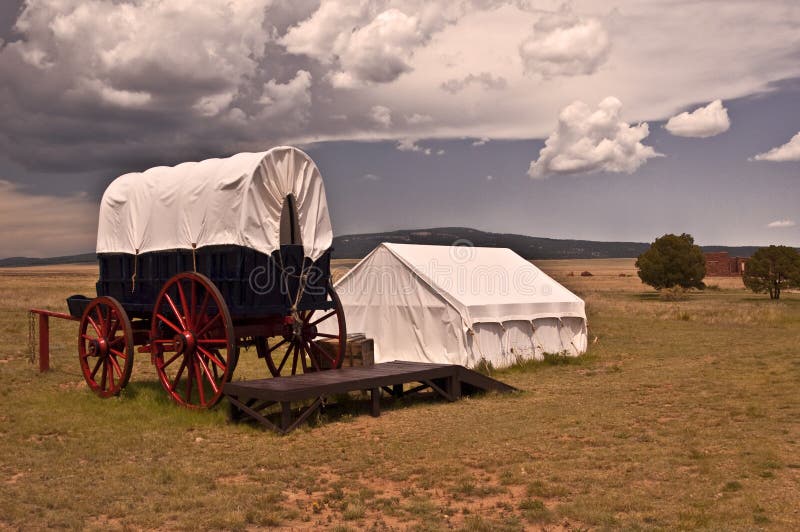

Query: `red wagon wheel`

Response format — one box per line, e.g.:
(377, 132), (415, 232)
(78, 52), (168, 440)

(257, 282), (346, 377)
(150, 272), (237, 409)
(78, 296), (134, 398)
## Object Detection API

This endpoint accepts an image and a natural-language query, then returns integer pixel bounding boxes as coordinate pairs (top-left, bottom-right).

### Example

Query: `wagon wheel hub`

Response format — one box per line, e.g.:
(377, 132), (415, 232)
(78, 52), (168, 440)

(173, 331), (196, 356)
(302, 324), (318, 339)
(88, 338), (108, 357)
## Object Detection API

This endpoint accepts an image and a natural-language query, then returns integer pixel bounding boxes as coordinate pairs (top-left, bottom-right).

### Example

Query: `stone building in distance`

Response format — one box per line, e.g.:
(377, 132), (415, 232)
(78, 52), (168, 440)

(705, 252), (747, 276)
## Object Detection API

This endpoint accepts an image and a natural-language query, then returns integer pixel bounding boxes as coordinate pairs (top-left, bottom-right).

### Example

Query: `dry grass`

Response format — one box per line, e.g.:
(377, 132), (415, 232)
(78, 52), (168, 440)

(1, 260), (799, 530)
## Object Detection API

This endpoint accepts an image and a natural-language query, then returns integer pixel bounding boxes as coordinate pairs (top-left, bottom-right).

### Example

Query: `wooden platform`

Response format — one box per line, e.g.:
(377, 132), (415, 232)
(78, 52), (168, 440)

(224, 361), (516, 434)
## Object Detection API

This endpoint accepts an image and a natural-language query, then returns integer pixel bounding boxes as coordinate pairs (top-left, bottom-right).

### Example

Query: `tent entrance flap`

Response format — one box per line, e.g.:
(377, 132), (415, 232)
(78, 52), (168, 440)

(280, 193), (302, 246)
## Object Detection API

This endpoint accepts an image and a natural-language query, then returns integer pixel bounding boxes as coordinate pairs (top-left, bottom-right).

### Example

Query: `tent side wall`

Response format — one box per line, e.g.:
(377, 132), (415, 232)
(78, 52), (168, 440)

(470, 316), (587, 367)
(331, 246), (470, 365)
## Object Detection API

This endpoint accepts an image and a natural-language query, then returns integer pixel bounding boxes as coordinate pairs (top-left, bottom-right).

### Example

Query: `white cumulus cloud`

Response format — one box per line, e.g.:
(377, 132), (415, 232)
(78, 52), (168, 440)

(405, 113), (433, 125)
(370, 105), (393, 128)
(397, 138), (431, 155)
(282, 1), (479, 88)
(258, 70), (313, 125)
(752, 132), (800, 162)
(440, 72), (507, 94)
(766, 219), (796, 228)
(528, 97), (661, 179)
(519, 8), (611, 78)
(284, 3), (433, 88)
(665, 99), (730, 138)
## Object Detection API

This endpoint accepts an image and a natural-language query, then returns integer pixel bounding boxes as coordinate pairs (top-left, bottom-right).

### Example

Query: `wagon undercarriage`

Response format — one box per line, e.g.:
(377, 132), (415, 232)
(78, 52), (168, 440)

(69, 267), (346, 409)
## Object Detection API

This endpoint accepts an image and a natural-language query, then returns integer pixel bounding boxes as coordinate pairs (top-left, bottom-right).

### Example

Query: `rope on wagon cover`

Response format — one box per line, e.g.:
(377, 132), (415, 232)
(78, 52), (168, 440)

(191, 243), (197, 272)
(131, 248), (139, 293)
(275, 250), (311, 318)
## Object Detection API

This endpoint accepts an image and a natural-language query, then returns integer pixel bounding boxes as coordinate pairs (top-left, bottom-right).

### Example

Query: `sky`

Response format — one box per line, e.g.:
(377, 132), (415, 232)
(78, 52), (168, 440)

(0, 0), (799, 258)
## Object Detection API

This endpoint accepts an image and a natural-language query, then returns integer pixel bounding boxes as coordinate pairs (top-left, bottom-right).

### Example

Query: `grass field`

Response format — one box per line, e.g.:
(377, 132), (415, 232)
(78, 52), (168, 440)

(1, 259), (799, 530)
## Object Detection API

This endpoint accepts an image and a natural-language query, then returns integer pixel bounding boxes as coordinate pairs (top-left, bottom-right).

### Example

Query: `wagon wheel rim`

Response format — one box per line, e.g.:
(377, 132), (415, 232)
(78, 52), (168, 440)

(259, 283), (346, 377)
(78, 296), (134, 398)
(150, 272), (237, 409)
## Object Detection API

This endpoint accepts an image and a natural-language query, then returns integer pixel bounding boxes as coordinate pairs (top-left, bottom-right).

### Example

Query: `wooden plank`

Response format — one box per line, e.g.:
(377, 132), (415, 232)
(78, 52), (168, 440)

(224, 363), (458, 402)
(224, 361), (516, 434)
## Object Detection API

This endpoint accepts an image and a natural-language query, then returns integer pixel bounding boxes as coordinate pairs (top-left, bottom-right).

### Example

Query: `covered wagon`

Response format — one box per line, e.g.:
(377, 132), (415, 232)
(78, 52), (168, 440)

(66, 146), (346, 408)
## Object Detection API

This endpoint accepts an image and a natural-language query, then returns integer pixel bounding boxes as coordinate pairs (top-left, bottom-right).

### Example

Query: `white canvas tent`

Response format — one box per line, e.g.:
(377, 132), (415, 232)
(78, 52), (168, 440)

(96, 146), (332, 260)
(332, 243), (588, 368)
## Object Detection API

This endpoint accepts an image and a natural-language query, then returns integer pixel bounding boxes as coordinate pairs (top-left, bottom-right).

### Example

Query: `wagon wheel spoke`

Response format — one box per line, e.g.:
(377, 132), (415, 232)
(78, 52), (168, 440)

(108, 316), (120, 338)
(196, 354), (220, 395)
(176, 281), (190, 324)
(307, 339), (336, 365)
(309, 310), (336, 327)
(109, 335), (126, 347)
(109, 348), (127, 361)
(298, 341), (311, 372)
(277, 343), (294, 374)
(160, 351), (183, 369)
(90, 357), (104, 379)
(190, 280), (197, 326)
(193, 361), (206, 405)
(197, 346), (226, 371)
(86, 315), (102, 336)
(196, 313), (222, 338)
(170, 359), (187, 392)
(94, 307), (105, 332)
(108, 356), (121, 382)
(100, 359), (108, 390)
(291, 342), (301, 375)
(164, 294), (186, 330)
(211, 354), (220, 381)
(156, 313), (183, 335)
(195, 291), (211, 328)
(268, 338), (288, 353)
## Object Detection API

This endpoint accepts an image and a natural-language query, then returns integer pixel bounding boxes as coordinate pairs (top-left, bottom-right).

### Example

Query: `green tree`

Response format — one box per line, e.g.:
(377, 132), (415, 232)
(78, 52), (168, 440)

(742, 245), (800, 300)
(636, 233), (706, 290)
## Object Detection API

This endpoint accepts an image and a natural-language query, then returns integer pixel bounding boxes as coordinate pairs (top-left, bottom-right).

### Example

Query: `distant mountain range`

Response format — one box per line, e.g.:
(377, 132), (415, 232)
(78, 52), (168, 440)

(0, 228), (763, 267)
(330, 228), (762, 260)
(0, 252), (97, 267)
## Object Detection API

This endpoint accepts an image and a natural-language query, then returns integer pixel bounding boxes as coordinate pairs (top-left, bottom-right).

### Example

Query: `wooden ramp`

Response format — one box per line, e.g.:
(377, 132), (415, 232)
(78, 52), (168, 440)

(224, 361), (516, 434)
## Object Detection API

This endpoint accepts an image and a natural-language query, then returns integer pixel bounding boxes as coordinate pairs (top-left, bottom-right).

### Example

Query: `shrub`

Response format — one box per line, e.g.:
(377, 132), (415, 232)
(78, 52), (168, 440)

(742, 245), (800, 300)
(580, 271), (593, 277)
(660, 286), (689, 301)
(636, 233), (706, 290)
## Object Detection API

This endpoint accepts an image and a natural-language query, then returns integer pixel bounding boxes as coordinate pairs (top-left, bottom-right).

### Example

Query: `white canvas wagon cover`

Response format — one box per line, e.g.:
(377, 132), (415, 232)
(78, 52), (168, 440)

(96, 146), (332, 260)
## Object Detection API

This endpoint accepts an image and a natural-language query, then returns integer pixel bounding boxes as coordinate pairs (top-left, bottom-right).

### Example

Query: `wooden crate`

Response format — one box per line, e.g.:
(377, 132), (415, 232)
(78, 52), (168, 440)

(317, 333), (374, 368)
